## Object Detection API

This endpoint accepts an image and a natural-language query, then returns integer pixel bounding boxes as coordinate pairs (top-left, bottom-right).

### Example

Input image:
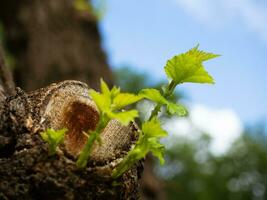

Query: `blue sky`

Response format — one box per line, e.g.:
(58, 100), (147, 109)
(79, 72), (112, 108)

(97, 0), (267, 125)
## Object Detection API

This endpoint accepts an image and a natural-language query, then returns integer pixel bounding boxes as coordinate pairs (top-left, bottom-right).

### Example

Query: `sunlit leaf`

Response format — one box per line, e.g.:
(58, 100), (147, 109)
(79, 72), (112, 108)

(107, 110), (139, 125)
(167, 102), (188, 116)
(113, 93), (143, 109)
(164, 45), (219, 84)
(140, 88), (167, 104)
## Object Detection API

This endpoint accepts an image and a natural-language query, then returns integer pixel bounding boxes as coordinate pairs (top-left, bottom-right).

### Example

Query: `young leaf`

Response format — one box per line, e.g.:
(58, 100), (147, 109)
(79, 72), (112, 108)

(140, 88), (187, 117)
(100, 78), (111, 96)
(142, 117), (167, 138)
(76, 131), (98, 168)
(164, 45), (219, 84)
(148, 138), (165, 165)
(112, 146), (144, 179)
(40, 128), (67, 155)
(112, 118), (167, 178)
(89, 89), (111, 112)
(140, 88), (167, 105)
(183, 65), (214, 84)
(167, 102), (187, 116)
(188, 44), (219, 61)
(110, 86), (121, 99)
(112, 93), (143, 109)
(107, 110), (139, 125)
(140, 118), (167, 164)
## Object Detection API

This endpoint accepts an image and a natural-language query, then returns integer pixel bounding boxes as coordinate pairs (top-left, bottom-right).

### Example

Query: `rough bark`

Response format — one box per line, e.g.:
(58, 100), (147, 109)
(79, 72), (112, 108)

(0, 0), (112, 91)
(0, 39), (142, 199)
(0, 80), (143, 199)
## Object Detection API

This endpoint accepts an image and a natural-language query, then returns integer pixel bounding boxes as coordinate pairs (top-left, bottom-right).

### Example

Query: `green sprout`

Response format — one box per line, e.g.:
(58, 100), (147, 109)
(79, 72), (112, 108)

(76, 79), (142, 168)
(39, 45), (219, 178)
(111, 45), (219, 178)
(40, 128), (68, 156)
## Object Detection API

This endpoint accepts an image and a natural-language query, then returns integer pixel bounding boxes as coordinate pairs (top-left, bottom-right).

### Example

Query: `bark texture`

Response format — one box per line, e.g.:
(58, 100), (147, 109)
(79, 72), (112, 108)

(0, 0), (112, 91)
(0, 80), (143, 199)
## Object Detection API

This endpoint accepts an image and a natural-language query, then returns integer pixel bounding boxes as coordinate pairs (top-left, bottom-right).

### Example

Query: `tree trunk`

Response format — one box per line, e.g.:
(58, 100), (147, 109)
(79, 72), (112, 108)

(0, 45), (142, 199)
(0, 0), (112, 91)
(0, 1), (144, 198)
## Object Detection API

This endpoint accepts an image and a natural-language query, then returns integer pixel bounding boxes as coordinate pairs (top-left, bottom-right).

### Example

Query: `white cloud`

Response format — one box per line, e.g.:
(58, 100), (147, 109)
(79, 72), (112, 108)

(190, 104), (243, 155)
(163, 104), (243, 155)
(172, 0), (267, 42)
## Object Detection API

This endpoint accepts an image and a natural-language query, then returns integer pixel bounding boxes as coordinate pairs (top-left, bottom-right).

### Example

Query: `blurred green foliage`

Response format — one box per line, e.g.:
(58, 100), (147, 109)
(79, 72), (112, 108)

(113, 66), (150, 93)
(158, 128), (267, 200)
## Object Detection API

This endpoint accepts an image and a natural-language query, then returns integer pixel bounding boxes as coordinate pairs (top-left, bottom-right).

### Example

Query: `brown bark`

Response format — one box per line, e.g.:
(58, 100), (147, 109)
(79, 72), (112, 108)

(0, 0), (112, 91)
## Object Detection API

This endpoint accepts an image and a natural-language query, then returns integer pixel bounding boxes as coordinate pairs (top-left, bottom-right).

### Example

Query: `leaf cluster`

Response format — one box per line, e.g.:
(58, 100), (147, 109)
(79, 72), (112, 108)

(112, 45), (219, 178)
(40, 45), (219, 179)
(112, 118), (167, 178)
(76, 79), (142, 168)
(89, 79), (142, 125)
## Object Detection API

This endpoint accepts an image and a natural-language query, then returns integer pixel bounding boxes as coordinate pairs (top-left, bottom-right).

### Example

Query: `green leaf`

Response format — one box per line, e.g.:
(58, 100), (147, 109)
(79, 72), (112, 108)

(112, 118), (167, 178)
(112, 147), (144, 179)
(140, 88), (187, 117)
(183, 65), (214, 84)
(107, 110), (139, 125)
(76, 131), (98, 168)
(142, 118), (167, 138)
(110, 86), (121, 99)
(100, 78), (111, 96)
(188, 44), (220, 61)
(40, 128), (67, 155)
(167, 102), (187, 116)
(112, 93), (143, 109)
(91, 79), (142, 113)
(89, 89), (111, 112)
(164, 45), (219, 84)
(140, 88), (167, 104)
(141, 121), (166, 165)
(148, 138), (165, 165)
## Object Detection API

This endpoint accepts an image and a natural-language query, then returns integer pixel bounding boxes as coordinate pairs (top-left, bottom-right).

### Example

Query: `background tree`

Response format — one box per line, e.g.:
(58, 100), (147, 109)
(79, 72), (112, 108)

(0, 0), (112, 90)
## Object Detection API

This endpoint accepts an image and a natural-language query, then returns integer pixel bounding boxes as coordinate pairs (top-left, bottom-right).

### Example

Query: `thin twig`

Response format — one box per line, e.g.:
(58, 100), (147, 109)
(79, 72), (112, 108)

(0, 44), (15, 96)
